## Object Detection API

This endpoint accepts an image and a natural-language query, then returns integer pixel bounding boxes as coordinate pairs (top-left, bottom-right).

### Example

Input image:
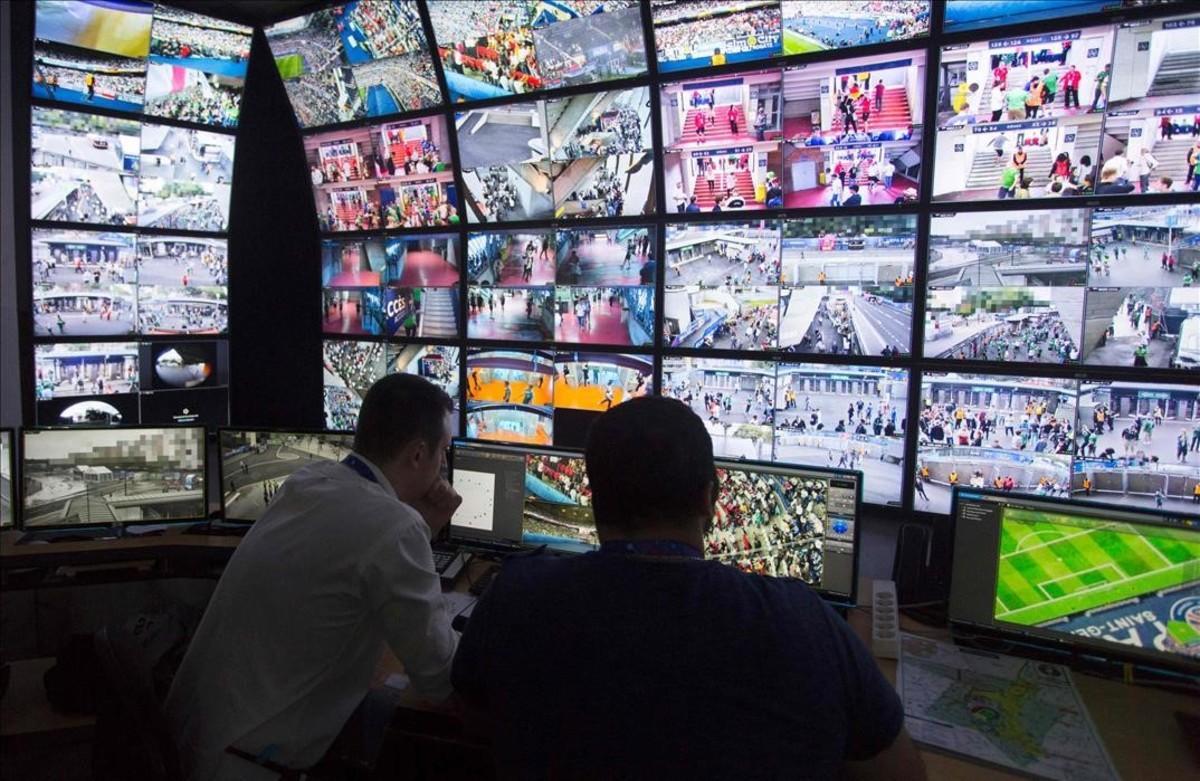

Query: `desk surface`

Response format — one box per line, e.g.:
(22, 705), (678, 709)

(2, 540), (1195, 777)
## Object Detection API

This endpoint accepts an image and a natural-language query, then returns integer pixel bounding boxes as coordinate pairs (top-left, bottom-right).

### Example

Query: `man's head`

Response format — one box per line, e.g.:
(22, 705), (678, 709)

(354, 374), (453, 502)
(585, 397), (716, 543)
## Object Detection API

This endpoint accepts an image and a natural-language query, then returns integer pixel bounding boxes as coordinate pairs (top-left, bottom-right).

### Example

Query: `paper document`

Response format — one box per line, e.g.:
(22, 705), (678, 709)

(897, 634), (1119, 781)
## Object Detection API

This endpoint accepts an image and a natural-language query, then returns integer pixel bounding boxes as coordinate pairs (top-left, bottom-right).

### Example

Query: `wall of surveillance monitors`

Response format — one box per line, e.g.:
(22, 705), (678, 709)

(26, 0), (246, 429)
(22, 1), (1200, 520)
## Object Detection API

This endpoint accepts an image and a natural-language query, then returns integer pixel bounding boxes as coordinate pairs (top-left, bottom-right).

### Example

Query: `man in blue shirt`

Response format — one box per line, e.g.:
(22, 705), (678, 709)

(452, 397), (922, 780)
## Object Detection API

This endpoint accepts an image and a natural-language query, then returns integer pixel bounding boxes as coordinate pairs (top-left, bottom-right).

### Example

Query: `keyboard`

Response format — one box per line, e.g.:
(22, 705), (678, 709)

(433, 549), (459, 573)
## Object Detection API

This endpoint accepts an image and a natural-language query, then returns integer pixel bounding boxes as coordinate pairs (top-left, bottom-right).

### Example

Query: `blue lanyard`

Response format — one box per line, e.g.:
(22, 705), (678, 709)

(599, 540), (703, 560)
(342, 454), (379, 485)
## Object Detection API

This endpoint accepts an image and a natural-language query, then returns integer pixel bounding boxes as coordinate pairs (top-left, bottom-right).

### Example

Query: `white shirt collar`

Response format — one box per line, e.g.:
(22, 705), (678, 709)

(347, 451), (398, 500)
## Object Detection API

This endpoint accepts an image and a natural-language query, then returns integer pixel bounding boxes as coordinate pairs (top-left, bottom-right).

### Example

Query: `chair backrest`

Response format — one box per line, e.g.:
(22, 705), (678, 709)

(92, 619), (184, 781)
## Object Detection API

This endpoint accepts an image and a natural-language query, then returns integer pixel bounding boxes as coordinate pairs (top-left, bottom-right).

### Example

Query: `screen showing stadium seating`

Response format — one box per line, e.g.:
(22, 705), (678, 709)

(942, 0), (1183, 34)
(265, 1), (442, 128)
(428, 0), (647, 103)
(0, 430), (14, 528)
(652, 0), (781, 73)
(708, 458), (859, 600)
(220, 429), (355, 522)
(782, 1), (929, 55)
(21, 426), (206, 528)
(34, 1), (251, 127)
(949, 490), (1200, 670)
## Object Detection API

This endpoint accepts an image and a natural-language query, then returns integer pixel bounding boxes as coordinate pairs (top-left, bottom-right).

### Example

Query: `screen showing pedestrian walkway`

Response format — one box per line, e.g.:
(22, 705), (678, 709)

(34, 1), (252, 128)
(219, 429), (355, 522)
(21, 426), (207, 528)
(949, 490), (1200, 669)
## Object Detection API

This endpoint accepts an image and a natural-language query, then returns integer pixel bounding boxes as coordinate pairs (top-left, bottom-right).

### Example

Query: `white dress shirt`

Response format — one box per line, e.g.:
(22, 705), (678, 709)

(165, 454), (457, 780)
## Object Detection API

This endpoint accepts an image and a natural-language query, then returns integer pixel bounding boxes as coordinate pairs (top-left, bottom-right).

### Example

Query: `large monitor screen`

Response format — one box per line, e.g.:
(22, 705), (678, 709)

(428, 0), (647, 103)
(708, 458), (859, 600)
(306, 114), (459, 232)
(782, 1), (929, 55)
(652, 0), (782, 73)
(933, 24), (1114, 202)
(942, 0), (1184, 34)
(137, 123), (233, 231)
(322, 339), (386, 430)
(950, 490), (1199, 670)
(220, 429), (355, 522)
(22, 426), (206, 528)
(31, 106), (141, 226)
(265, 1), (442, 128)
(465, 348), (556, 445)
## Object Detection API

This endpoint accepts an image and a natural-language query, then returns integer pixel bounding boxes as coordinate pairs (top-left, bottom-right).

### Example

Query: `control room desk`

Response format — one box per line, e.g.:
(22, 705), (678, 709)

(1, 540), (1195, 778)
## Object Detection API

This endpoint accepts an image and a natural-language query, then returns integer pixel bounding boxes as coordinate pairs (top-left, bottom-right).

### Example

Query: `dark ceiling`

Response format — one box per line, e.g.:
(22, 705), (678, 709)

(168, 0), (327, 27)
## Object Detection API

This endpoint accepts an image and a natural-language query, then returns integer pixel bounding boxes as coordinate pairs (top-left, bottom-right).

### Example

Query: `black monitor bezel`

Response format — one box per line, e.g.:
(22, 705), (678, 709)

(948, 486), (1200, 674)
(19, 423), (209, 530)
(215, 426), (356, 523)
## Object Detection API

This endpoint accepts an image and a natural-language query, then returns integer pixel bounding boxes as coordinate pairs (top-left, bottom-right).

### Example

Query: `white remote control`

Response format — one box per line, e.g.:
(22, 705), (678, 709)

(871, 579), (900, 659)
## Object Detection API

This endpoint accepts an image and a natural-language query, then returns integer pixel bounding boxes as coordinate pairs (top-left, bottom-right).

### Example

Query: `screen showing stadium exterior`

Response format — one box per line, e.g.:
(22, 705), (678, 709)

(33, 342), (138, 426)
(266, 1), (442, 128)
(990, 500), (1200, 661)
(31, 106), (140, 226)
(221, 430), (354, 522)
(781, 1), (930, 56)
(146, 6), (251, 128)
(307, 114), (459, 232)
(466, 349), (555, 445)
(137, 123), (233, 231)
(32, 228), (137, 338)
(523, 451), (597, 551)
(1099, 13), (1200, 197)
(652, 0), (782, 73)
(428, 0), (647, 103)
(457, 87), (655, 223)
(925, 209), (1087, 364)
(1073, 381), (1200, 512)
(22, 426), (206, 527)
(776, 364), (908, 506)
(916, 373), (1077, 515)
(706, 463), (857, 596)
(662, 357), (776, 459)
(943, 1), (1184, 33)
(322, 339), (386, 430)
(0, 431), (12, 528)
(933, 24), (1114, 202)
(1084, 205), (1199, 370)
(781, 215), (915, 356)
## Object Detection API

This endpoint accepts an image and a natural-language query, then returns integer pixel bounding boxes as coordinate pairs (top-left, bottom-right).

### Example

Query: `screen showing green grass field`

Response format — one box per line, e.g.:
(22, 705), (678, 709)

(994, 507), (1200, 660)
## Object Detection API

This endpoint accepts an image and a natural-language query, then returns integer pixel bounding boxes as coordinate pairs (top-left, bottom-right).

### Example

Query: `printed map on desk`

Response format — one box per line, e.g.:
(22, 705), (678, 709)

(897, 635), (1119, 781)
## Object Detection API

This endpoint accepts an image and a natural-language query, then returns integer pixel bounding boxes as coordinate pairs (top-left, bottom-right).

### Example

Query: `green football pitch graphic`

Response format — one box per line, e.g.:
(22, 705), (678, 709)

(994, 507), (1200, 627)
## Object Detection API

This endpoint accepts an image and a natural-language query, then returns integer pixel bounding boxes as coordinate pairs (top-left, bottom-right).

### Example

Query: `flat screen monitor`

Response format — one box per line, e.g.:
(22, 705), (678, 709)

(949, 488), (1200, 672)
(21, 426), (207, 528)
(710, 457), (860, 604)
(219, 429), (355, 522)
(0, 429), (14, 529)
(449, 440), (862, 604)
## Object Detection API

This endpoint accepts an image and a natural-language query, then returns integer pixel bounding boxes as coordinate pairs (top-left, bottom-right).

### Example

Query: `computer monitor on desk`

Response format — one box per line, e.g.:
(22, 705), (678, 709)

(450, 440), (863, 604)
(949, 489), (1200, 673)
(218, 429), (355, 522)
(710, 459), (861, 607)
(449, 440), (597, 553)
(20, 426), (207, 531)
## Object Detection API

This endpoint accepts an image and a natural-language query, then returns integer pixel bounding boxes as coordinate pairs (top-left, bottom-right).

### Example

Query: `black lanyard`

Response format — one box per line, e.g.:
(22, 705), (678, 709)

(342, 454), (379, 485)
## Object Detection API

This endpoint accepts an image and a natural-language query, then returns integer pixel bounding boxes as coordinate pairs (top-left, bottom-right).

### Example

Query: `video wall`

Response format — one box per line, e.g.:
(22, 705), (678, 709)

(27, 1), (243, 427)
(23, 2), (1196, 519)
(303, 0), (1198, 517)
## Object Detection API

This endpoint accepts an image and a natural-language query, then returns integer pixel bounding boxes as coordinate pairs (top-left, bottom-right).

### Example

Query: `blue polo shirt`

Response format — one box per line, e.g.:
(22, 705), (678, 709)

(452, 547), (904, 779)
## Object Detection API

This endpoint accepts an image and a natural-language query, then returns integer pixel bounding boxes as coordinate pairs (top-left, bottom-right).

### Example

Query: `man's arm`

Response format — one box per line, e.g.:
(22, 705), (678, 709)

(843, 727), (925, 781)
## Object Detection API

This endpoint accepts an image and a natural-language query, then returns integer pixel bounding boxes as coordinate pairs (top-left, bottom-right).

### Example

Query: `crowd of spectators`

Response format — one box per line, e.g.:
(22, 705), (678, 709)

(151, 19), (251, 62)
(342, 0), (426, 59)
(148, 77), (241, 128)
(782, 1), (929, 49)
(352, 54), (441, 113)
(654, 5), (780, 63)
(33, 53), (145, 104)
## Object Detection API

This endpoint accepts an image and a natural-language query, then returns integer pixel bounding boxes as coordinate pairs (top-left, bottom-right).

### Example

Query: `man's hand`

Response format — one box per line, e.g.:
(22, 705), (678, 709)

(410, 478), (462, 536)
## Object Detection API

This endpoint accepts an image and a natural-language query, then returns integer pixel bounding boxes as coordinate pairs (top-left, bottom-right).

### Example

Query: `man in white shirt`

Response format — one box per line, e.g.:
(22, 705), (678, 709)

(165, 374), (461, 780)
(1131, 147), (1158, 193)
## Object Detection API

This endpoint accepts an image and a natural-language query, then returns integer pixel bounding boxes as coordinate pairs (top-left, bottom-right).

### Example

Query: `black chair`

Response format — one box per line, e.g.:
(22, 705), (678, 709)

(92, 623), (182, 781)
